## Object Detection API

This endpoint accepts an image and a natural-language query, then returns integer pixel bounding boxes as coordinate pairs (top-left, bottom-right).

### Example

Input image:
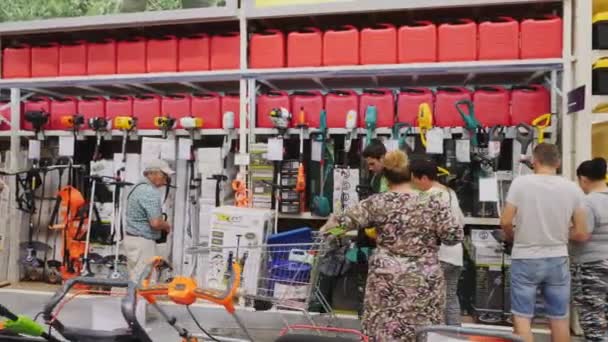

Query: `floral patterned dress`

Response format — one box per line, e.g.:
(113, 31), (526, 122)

(335, 191), (463, 342)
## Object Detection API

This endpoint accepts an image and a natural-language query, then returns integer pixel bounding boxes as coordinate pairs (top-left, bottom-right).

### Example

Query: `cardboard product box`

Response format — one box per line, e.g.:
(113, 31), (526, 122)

(470, 229), (511, 313)
(332, 167), (360, 215)
(250, 143), (273, 170)
(204, 206), (274, 296)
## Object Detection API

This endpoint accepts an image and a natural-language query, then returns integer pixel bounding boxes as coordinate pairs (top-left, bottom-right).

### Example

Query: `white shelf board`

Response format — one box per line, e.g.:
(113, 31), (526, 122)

(278, 211), (500, 226)
(0, 129), (227, 137)
(0, 70), (242, 89)
(0, 59), (561, 91)
(245, 0), (560, 19)
(247, 59), (563, 81)
(0, 5), (238, 35)
(254, 126), (552, 136)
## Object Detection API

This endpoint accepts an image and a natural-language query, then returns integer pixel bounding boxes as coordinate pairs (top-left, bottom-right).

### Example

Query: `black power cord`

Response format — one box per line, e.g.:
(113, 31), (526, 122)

(186, 305), (221, 342)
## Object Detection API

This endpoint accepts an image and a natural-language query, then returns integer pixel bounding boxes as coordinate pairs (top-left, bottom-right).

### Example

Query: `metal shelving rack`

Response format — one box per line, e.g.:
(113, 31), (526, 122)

(0, 0), (579, 283)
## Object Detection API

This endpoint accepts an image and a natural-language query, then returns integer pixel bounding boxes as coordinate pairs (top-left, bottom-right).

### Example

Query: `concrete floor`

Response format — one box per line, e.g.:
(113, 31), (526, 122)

(0, 286), (583, 342)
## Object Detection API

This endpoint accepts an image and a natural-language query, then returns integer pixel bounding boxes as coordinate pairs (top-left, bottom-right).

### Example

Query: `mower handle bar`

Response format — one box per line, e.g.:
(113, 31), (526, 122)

(415, 325), (524, 342)
(0, 304), (19, 321)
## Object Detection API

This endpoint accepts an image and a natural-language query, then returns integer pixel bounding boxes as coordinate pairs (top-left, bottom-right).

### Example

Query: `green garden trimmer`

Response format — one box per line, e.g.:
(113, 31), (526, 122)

(311, 110), (332, 217)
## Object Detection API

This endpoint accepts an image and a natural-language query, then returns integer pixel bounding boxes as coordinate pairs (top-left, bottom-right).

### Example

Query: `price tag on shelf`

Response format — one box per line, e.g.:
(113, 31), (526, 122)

(456, 139), (471, 163)
(28, 140), (41, 160)
(235, 153), (250, 166)
(58, 136), (75, 157)
(178, 139), (192, 160)
(311, 140), (322, 162)
(425, 128), (444, 154)
(267, 138), (284, 161)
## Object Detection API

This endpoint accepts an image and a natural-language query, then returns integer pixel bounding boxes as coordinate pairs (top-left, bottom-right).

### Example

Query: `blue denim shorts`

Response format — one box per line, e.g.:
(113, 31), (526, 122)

(510, 257), (570, 320)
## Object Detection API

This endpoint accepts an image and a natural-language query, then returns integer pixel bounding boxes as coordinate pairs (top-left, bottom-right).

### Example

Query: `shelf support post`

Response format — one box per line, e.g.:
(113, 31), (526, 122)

(6, 88), (22, 283)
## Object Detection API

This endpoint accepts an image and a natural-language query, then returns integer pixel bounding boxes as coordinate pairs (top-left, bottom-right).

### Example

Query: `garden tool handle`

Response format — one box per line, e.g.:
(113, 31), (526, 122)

(0, 304), (18, 321)
(531, 113), (551, 144)
(489, 125), (506, 142)
(437, 167), (451, 177)
(194, 262), (241, 314)
(455, 99), (480, 146)
(515, 123), (535, 155)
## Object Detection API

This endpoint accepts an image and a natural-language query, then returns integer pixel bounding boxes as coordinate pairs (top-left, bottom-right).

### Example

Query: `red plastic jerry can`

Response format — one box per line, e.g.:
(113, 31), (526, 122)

(438, 19), (477, 62)
(78, 96), (106, 122)
(287, 27), (322, 67)
(435, 87), (472, 127)
(359, 89), (395, 128)
(162, 94), (192, 125)
(191, 92), (221, 129)
(105, 96), (134, 127)
(257, 91), (290, 128)
(511, 85), (551, 125)
(323, 25), (360, 66)
(521, 15), (563, 59)
(87, 39), (117, 75)
(397, 88), (435, 125)
(398, 21), (437, 63)
(178, 34), (210, 71)
(59, 41), (87, 76)
(478, 17), (519, 60)
(250, 29), (285, 69)
(325, 90), (359, 128)
(473, 86), (511, 127)
(0, 102), (10, 131)
(211, 32), (240, 70)
(291, 91), (324, 128)
(221, 93), (241, 128)
(117, 37), (147, 74)
(50, 97), (79, 130)
(23, 97), (51, 131)
(3, 44), (31, 78)
(147, 35), (178, 73)
(133, 95), (161, 129)
(31, 44), (59, 77)
(361, 24), (397, 65)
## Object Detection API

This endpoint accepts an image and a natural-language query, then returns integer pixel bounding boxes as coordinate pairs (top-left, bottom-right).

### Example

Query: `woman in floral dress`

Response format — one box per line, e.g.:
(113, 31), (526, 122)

(321, 152), (463, 341)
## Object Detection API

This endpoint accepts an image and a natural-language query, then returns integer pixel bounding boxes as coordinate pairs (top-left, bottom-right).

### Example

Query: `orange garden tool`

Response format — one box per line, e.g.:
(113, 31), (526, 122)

(60, 114), (85, 135)
(232, 173), (250, 208)
(137, 256), (254, 341)
(531, 113), (551, 144)
(296, 107), (307, 212)
(48, 184), (89, 285)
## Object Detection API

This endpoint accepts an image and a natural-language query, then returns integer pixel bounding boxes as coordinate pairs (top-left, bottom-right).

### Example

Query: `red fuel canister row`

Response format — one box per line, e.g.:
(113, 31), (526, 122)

(2, 32), (240, 78)
(16, 93), (241, 131)
(248, 15), (562, 68)
(397, 85), (549, 127)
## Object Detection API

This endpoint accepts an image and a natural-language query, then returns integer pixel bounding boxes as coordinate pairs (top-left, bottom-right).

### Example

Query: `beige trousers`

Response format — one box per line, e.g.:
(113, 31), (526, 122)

(123, 235), (158, 282)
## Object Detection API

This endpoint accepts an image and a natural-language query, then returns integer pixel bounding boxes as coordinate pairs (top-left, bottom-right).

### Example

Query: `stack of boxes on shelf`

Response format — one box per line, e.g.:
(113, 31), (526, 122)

(278, 160), (301, 214)
(2, 31), (241, 79)
(470, 229), (511, 319)
(249, 15), (563, 69)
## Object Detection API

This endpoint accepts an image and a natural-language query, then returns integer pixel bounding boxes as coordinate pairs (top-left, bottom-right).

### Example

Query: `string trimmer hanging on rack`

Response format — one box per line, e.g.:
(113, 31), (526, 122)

(417, 103), (433, 150)
(108, 116), (137, 280)
(154, 116), (176, 139)
(295, 107), (308, 212)
(515, 123), (535, 174)
(391, 122), (413, 154)
(60, 114), (85, 138)
(268, 107), (291, 227)
(312, 110), (331, 217)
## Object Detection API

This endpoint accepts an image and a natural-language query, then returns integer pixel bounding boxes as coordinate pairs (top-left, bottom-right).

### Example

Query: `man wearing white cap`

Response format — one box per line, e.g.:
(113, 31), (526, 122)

(123, 159), (174, 281)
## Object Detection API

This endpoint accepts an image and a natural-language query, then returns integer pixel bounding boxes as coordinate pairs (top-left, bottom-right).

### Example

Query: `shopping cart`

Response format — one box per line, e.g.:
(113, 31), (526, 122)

(188, 231), (336, 328)
(416, 326), (524, 342)
(277, 325), (368, 341)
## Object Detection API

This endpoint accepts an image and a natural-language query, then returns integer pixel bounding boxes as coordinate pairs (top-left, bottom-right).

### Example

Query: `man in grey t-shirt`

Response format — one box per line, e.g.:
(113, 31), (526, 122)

(501, 143), (588, 342)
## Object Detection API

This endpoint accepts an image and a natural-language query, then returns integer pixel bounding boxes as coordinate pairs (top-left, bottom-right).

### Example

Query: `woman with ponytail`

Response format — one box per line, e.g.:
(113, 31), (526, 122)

(321, 150), (463, 341)
(573, 158), (608, 342)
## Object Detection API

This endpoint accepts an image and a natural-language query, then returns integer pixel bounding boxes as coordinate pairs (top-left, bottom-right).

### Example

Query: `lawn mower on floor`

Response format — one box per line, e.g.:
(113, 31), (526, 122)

(0, 277), (151, 342)
(136, 256), (369, 342)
